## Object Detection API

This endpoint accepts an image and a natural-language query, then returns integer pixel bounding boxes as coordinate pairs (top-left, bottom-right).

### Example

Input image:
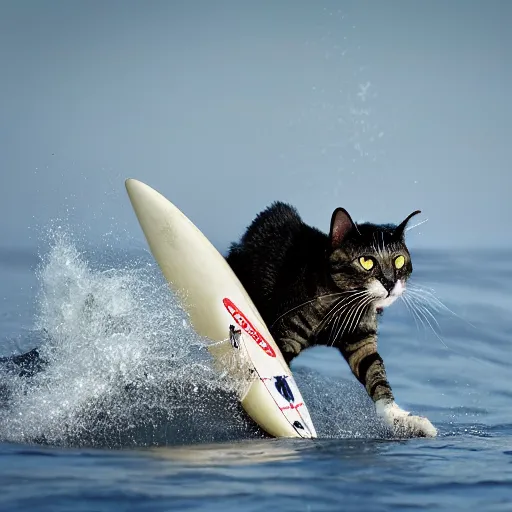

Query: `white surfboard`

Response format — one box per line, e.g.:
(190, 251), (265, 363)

(125, 179), (317, 439)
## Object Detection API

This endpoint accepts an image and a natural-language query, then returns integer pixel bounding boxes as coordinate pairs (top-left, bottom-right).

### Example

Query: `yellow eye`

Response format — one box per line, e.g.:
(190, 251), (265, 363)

(359, 256), (374, 271)
(395, 255), (405, 269)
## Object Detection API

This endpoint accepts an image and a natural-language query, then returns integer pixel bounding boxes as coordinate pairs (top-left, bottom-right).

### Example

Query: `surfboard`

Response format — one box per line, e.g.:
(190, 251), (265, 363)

(125, 179), (317, 439)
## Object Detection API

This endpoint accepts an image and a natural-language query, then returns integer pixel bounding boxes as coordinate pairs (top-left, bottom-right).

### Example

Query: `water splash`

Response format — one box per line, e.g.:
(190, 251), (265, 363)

(0, 232), (260, 447)
(294, 366), (389, 439)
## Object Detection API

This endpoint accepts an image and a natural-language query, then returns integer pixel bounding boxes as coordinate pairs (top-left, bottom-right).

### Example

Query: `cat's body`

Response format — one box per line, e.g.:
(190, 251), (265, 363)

(227, 202), (437, 437)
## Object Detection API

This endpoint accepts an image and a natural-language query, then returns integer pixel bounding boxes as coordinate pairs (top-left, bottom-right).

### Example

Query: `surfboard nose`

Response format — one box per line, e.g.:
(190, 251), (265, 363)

(125, 179), (173, 224)
(125, 178), (146, 200)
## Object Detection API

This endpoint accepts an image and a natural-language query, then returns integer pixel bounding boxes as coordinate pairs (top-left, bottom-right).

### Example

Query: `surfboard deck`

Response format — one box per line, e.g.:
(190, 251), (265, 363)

(125, 179), (317, 439)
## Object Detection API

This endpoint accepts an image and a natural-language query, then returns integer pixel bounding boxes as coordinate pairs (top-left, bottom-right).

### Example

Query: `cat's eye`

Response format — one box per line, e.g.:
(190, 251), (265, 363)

(359, 256), (374, 271)
(394, 255), (405, 269)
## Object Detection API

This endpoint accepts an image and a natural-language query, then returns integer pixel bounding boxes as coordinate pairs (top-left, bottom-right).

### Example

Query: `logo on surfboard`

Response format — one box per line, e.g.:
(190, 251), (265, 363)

(222, 298), (276, 357)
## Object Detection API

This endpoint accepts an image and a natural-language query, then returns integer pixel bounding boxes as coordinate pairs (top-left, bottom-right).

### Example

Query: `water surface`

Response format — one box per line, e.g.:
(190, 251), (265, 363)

(0, 240), (510, 511)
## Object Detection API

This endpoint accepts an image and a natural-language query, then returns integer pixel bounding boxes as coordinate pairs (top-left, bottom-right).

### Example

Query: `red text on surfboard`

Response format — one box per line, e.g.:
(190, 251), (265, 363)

(222, 298), (276, 358)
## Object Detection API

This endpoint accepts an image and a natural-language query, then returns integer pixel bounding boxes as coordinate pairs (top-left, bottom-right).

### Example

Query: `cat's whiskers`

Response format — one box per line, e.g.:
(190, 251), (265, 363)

(329, 296), (362, 345)
(328, 311), (344, 347)
(405, 289), (441, 325)
(318, 290), (368, 331)
(270, 291), (350, 330)
(337, 295), (368, 338)
(402, 294), (431, 336)
(406, 284), (476, 328)
(402, 295), (426, 335)
(315, 290), (367, 346)
(402, 289), (450, 350)
(329, 292), (373, 346)
(416, 302), (442, 330)
(352, 296), (374, 334)
(321, 293), (367, 345)
(335, 294), (373, 345)
(405, 284), (491, 371)
(414, 305), (449, 350)
(403, 294), (433, 338)
(400, 295), (421, 332)
(406, 288), (445, 312)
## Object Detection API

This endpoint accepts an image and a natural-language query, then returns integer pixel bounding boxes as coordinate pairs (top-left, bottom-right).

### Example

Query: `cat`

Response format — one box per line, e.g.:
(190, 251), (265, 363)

(226, 202), (437, 438)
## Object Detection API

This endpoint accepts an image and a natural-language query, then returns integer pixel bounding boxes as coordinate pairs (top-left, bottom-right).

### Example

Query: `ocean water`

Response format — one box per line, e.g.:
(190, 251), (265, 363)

(0, 235), (511, 512)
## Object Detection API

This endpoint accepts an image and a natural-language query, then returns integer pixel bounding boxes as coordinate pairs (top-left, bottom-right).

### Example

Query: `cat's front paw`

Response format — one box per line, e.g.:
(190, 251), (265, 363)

(375, 400), (437, 438)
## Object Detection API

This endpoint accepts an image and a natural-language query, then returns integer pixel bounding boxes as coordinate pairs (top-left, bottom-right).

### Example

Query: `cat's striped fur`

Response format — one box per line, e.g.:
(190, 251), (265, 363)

(227, 202), (437, 437)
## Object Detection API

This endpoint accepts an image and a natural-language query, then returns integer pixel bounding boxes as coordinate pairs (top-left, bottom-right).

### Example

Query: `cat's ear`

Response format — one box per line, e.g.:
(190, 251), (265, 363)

(330, 208), (355, 247)
(395, 210), (421, 238)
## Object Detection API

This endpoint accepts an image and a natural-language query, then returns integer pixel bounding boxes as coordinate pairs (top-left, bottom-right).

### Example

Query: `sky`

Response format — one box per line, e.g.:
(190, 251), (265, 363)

(0, 1), (510, 251)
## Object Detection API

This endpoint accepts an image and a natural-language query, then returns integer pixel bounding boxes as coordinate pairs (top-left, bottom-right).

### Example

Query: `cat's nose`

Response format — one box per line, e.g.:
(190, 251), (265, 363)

(380, 279), (395, 295)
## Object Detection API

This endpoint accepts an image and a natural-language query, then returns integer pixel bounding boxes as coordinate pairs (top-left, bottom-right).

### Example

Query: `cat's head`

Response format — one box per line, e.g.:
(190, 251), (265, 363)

(327, 208), (421, 310)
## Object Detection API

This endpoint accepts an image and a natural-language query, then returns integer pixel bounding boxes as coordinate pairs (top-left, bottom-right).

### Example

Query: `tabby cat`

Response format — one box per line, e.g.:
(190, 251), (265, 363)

(226, 202), (437, 437)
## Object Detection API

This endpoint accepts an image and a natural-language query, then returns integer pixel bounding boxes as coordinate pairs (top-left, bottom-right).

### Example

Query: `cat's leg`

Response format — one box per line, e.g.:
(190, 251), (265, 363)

(339, 337), (437, 438)
(278, 337), (304, 364)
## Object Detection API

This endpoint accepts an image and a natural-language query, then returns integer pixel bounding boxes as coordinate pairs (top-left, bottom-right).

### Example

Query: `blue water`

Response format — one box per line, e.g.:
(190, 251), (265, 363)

(0, 237), (511, 511)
